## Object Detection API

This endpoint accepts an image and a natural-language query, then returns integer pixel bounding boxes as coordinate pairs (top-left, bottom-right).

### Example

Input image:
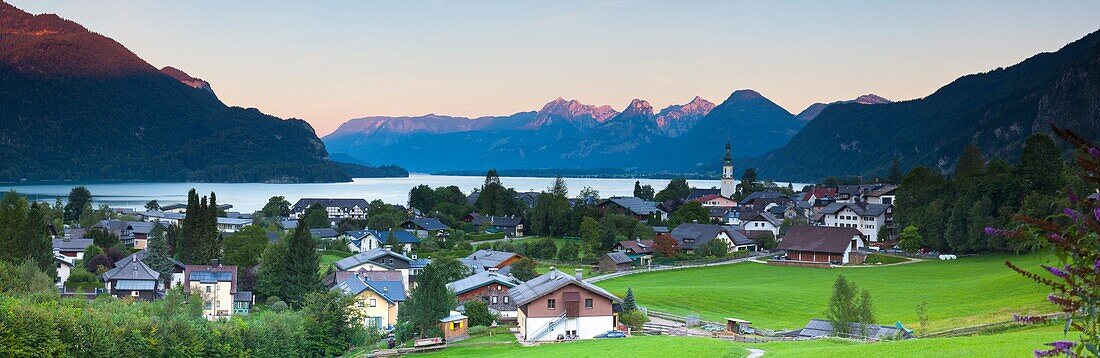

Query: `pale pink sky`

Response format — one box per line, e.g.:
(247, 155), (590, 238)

(11, 1), (1100, 135)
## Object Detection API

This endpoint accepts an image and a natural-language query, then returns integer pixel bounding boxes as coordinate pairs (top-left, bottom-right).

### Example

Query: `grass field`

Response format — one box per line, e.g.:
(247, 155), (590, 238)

(862, 253), (909, 265)
(318, 250), (353, 274)
(597, 254), (1056, 331)
(415, 336), (747, 357)
(745, 324), (1065, 357)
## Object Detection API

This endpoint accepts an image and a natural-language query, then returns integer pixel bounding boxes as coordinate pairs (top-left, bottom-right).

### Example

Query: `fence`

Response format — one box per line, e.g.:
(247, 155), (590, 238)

(584, 252), (772, 283)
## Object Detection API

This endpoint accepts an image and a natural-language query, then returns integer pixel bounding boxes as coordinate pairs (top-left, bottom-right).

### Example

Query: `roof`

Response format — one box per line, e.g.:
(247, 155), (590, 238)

(369, 229), (420, 244)
(722, 228), (756, 246)
(708, 206), (731, 217)
(309, 228), (339, 238)
(802, 187), (838, 201)
(280, 220), (299, 229)
(467, 214), (522, 227)
(128, 221), (155, 234)
(404, 218), (450, 231)
(234, 291), (254, 302)
(739, 191), (788, 205)
(323, 270), (404, 288)
(743, 211), (782, 227)
(441, 311), (468, 323)
(693, 194), (735, 204)
(291, 198), (369, 212)
(669, 223), (730, 250)
(52, 237), (94, 251)
(115, 250), (185, 270)
(651, 226), (669, 234)
(216, 217), (252, 226)
(103, 256), (160, 282)
(332, 274), (406, 303)
(344, 230), (374, 239)
(138, 211), (185, 221)
(463, 250), (521, 270)
(600, 197), (664, 216)
(184, 264), (238, 294)
(778, 226), (862, 254)
(818, 201), (892, 217)
(333, 247), (412, 271)
(508, 269), (621, 306)
(799, 319), (907, 340)
(447, 271), (521, 295)
(687, 188), (721, 200)
(604, 252), (632, 264)
(865, 185), (898, 197)
(115, 279), (156, 290)
(616, 239), (655, 255)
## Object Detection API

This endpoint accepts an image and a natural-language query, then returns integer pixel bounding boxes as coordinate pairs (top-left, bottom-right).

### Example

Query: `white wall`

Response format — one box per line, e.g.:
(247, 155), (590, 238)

(523, 316), (615, 341)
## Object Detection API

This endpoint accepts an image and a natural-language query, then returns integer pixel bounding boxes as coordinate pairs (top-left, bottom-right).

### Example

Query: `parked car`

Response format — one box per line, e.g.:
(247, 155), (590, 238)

(595, 330), (627, 338)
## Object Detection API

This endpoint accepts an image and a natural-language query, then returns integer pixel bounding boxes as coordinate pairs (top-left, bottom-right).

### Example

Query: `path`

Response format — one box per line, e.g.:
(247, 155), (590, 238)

(834, 257), (924, 268)
(584, 252), (772, 283)
(746, 348), (765, 358)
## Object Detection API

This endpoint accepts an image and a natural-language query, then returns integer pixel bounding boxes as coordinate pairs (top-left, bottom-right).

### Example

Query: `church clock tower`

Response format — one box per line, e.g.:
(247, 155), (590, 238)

(720, 141), (735, 198)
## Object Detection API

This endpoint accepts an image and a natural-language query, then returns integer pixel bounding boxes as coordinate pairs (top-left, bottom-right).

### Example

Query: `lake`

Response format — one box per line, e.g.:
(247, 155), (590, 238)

(0, 174), (805, 212)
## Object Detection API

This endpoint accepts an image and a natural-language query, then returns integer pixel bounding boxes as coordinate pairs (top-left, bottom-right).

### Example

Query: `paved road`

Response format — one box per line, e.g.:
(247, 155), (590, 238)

(746, 348), (765, 358)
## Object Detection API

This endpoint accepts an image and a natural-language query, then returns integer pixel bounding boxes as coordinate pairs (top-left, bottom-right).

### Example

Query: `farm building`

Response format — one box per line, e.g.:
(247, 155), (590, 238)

(777, 226), (865, 265)
(598, 252), (633, 273)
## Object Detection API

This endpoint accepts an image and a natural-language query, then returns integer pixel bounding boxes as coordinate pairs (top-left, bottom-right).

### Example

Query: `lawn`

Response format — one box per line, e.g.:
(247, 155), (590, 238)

(535, 262), (595, 278)
(414, 336), (747, 357)
(318, 250), (353, 275)
(744, 324), (1066, 357)
(862, 253), (909, 265)
(597, 254), (1056, 331)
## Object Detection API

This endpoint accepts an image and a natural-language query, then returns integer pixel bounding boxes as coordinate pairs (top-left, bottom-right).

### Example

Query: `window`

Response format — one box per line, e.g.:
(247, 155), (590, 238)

(388, 258), (394, 265)
(491, 296), (498, 304)
(452, 321), (462, 331)
(131, 291), (140, 297)
(584, 298), (593, 309)
(356, 301), (364, 308)
(496, 285), (502, 291)
(369, 298), (377, 307)
(547, 299), (556, 310)
(503, 296), (509, 304)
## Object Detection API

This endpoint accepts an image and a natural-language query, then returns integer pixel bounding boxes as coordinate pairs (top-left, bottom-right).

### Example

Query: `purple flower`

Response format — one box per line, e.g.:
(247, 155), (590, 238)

(1043, 265), (1069, 278)
(1013, 314), (1048, 324)
(1067, 189), (1078, 204)
(1047, 233), (1063, 243)
(1064, 208), (1079, 221)
(984, 227), (997, 236)
(1090, 146), (1100, 158)
(1050, 341), (1075, 350)
(1094, 207), (1100, 223)
(1094, 259), (1099, 271)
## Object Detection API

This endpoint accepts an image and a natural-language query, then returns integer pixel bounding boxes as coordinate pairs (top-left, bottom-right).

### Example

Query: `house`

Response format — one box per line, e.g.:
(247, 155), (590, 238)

(280, 219), (299, 230)
(400, 218), (451, 239)
(102, 255), (160, 300)
(184, 262), (244, 320)
(344, 230), (382, 253)
(598, 252), (633, 273)
(289, 198), (370, 221)
(510, 268), (622, 341)
(738, 191), (788, 207)
(53, 236), (94, 260)
(798, 318), (912, 340)
(708, 206), (732, 222)
(693, 194), (739, 208)
(93, 220), (152, 249)
(367, 229), (421, 253)
(778, 226), (865, 265)
(54, 253), (74, 288)
(863, 185), (898, 205)
(801, 187), (838, 203)
(216, 217), (252, 233)
(516, 191), (541, 209)
(447, 269), (522, 318)
(818, 201), (893, 242)
(670, 223), (756, 253)
(612, 238), (655, 266)
(323, 269), (404, 289)
(687, 188), (721, 201)
(138, 210), (185, 226)
(461, 250), (523, 274)
(333, 248), (424, 289)
(463, 213), (525, 237)
(332, 272), (407, 331)
(309, 228), (340, 241)
(740, 212), (781, 237)
(233, 291), (255, 315)
(128, 221), (154, 249)
(441, 311), (470, 342)
(596, 197), (667, 221)
(116, 250), (186, 289)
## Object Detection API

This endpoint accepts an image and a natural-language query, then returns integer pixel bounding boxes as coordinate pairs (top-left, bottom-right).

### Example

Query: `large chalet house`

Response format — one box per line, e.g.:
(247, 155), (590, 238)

(462, 213), (525, 237)
(117, 250), (186, 289)
(509, 269), (622, 341)
(596, 197), (667, 221)
(183, 262), (253, 320)
(400, 218), (451, 239)
(447, 269), (522, 318)
(102, 255), (160, 300)
(333, 247), (429, 289)
(778, 226), (866, 265)
(460, 249), (524, 274)
(289, 198), (370, 221)
(670, 223), (757, 253)
(817, 201), (893, 242)
(693, 194), (739, 208)
(333, 272), (407, 331)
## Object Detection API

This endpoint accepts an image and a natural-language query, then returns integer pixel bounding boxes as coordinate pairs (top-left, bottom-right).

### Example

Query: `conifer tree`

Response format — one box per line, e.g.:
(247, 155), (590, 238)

(255, 240), (288, 301)
(622, 287), (637, 312)
(144, 223), (176, 288)
(283, 226), (321, 305)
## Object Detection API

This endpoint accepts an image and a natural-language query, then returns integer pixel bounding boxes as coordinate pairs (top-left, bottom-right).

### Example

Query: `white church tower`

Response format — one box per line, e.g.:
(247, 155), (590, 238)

(720, 141), (735, 198)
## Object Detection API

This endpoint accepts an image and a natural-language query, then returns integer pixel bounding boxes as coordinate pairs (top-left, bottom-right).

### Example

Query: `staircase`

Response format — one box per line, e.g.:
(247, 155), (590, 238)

(529, 312), (568, 341)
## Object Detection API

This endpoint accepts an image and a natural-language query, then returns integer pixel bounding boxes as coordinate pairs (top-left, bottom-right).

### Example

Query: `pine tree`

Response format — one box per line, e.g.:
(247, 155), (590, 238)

(144, 223), (176, 288)
(888, 156), (902, 184)
(623, 287), (637, 312)
(25, 202), (54, 278)
(205, 192), (221, 262)
(255, 240), (289, 301)
(283, 226), (321, 305)
(403, 261), (457, 336)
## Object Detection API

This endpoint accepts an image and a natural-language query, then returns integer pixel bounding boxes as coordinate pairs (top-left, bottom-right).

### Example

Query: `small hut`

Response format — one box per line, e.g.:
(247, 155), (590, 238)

(440, 311), (469, 342)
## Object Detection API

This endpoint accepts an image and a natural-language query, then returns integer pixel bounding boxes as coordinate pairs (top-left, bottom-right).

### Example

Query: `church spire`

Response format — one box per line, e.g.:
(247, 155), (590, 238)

(724, 141), (732, 164)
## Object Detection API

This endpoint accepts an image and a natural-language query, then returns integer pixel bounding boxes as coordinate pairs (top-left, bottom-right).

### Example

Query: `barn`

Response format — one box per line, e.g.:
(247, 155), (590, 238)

(777, 226), (865, 265)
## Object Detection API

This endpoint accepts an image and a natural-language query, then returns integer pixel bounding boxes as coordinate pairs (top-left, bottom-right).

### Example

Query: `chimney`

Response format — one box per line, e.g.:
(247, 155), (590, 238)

(574, 268), (583, 281)
(488, 267), (499, 274)
(210, 259), (220, 268)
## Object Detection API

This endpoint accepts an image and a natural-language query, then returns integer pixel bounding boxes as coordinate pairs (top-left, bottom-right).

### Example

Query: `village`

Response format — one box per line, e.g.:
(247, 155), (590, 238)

(31, 143), (944, 357)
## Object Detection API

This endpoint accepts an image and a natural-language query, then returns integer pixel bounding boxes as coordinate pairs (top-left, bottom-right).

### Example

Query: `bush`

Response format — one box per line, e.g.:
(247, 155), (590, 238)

(468, 325), (488, 336)
(266, 296), (283, 306)
(270, 301), (289, 312)
(464, 300), (495, 327)
(619, 310), (649, 331)
(418, 240), (440, 253)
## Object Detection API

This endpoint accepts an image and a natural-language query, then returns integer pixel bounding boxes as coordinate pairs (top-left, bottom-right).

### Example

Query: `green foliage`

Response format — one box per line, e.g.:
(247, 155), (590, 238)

(475, 169), (507, 216)
(916, 301), (930, 337)
(898, 225), (923, 253)
(303, 203), (330, 229)
(597, 213), (653, 251)
(222, 225), (269, 268)
(654, 178), (690, 202)
(738, 168), (759, 199)
(0, 260), (56, 295)
(633, 181), (656, 201)
(825, 275), (875, 338)
(619, 309), (649, 331)
(696, 237), (729, 258)
(557, 241), (580, 261)
(77, 202), (96, 228)
(256, 240), (289, 301)
(0, 191), (54, 277)
(302, 290), (362, 357)
(178, 189), (222, 264)
(144, 223), (176, 287)
(529, 177), (572, 237)
(283, 226), (323, 305)
(144, 199), (160, 211)
(464, 300), (495, 327)
(622, 287), (637, 312)
(401, 261), (459, 336)
(509, 258), (538, 281)
(259, 196), (292, 218)
(408, 184), (438, 214)
(86, 228), (120, 249)
(752, 231), (778, 251)
(63, 186), (92, 223)
(668, 201), (710, 228)
(654, 234), (680, 258)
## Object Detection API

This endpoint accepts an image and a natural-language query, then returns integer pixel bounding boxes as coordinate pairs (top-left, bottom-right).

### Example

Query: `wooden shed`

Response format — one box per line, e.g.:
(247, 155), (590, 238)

(440, 311), (469, 342)
(598, 252), (633, 273)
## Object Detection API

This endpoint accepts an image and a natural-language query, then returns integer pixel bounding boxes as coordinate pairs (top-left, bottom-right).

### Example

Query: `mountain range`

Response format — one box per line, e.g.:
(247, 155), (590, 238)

(324, 90), (885, 173)
(750, 29), (1100, 181)
(0, 2), (403, 183)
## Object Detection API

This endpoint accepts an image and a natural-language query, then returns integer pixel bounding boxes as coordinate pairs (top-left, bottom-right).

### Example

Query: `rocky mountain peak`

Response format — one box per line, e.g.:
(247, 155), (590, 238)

(852, 94), (891, 104)
(160, 66), (216, 97)
(727, 89), (765, 102)
(621, 99), (654, 117)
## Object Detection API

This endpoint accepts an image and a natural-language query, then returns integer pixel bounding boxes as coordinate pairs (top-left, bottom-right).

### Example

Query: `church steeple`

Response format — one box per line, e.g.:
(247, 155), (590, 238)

(721, 141), (735, 198)
(724, 141), (732, 164)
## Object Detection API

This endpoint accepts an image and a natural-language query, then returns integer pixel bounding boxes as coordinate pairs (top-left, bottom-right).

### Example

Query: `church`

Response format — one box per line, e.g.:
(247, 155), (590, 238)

(721, 141), (736, 198)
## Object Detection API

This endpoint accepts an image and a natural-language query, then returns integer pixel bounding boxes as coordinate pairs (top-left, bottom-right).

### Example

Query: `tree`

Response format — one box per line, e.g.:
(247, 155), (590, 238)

(64, 186), (92, 223)
(1017, 134), (1064, 195)
(668, 201), (710, 228)
(953, 145), (985, 189)
(632, 181), (656, 200)
(303, 203), (330, 229)
(738, 168), (759, 198)
(556, 241), (579, 261)
(578, 186), (600, 203)
(255, 240), (289, 301)
(143, 223), (176, 288)
(302, 290), (361, 357)
(434, 186), (467, 208)
(78, 202), (96, 228)
(428, 256), (470, 283)
(888, 156), (902, 184)
(696, 238), (729, 258)
(464, 300), (494, 327)
(654, 178), (690, 202)
(653, 234), (680, 258)
(916, 301), (930, 337)
(283, 226), (322, 305)
(86, 229), (120, 249)
(509, 258), (537, 281)
(408, 184), (438, 213)
(475, 169), (506, 216)
(0, 192), (54, 277)
(259, 196), (292, 218)
(856, 288), (876, 337)
(752, 231), (778, 251)
(622, 287), (637, 312)
(826, 275), (858, 337)
(222, 225), (269, 268)
(897, 225), (923, 254)
(144, 199), (160, 211)
(401, 261), (458, 336)
(579, 217), (600, 257)
(529, 177), (571, 237)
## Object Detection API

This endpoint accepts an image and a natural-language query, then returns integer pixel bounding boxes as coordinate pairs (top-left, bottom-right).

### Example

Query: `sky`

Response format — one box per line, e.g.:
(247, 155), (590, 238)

(10, 1), (1100, 136)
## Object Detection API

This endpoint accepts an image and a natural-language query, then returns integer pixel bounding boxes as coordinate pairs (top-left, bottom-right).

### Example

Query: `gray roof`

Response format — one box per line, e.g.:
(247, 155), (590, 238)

(447, 271), (521, 295)
(368, 229), (420, 244)
(280, 220), (299, 229)
(799, 319), (908, 340)
(128, 221), (155, 234)
(216, 217), (252, 226)
(468, 214), (522, 227)
(463, 250), (520, 270)
(234, 291), (254, 302)
(333, 248), (412, 271)
(309, 228), (339, 238)
(53, 238), (94, 251)
(332, 274), (406, 303)
(405, 218), (450, 231)
(739, 191), (788, 205)
(291, 198), (369, 212)
(743, 211), (782, 227)
(115, 250), (185, 270)
(601, 197), (664, 216)
(115, 279), (156, 290)
(604, 251), (632, 264)
(670, 223), (729, 250)
(508, 269), (621, 306)
(722, 227), (756, 246)
(103, 256), (160, 282)
(687, 188), (721, 200)
(819, 201), (891, 217)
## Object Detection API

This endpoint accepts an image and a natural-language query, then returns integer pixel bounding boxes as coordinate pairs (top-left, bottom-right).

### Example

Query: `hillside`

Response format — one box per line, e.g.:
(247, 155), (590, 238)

(752, 29), (1100, 181)
(0, 2), (396, 182)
